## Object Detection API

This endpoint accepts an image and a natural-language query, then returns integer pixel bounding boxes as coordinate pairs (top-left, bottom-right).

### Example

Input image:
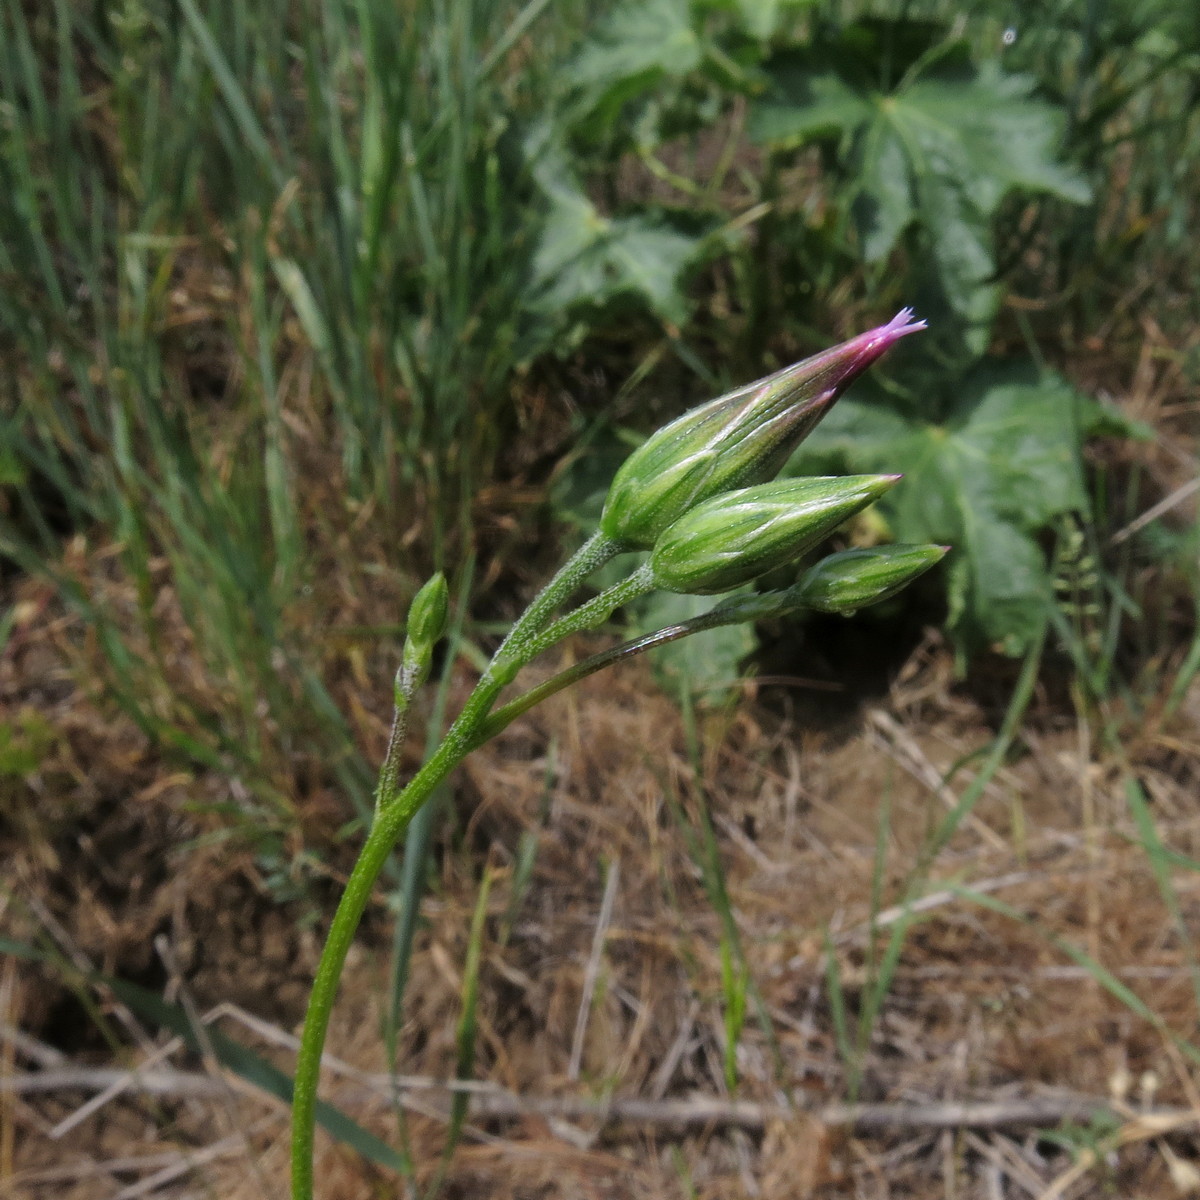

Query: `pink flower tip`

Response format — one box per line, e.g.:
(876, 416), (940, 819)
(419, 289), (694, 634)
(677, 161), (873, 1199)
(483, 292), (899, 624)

(885, 307), (927, 335)
(858, 308), (926, 358)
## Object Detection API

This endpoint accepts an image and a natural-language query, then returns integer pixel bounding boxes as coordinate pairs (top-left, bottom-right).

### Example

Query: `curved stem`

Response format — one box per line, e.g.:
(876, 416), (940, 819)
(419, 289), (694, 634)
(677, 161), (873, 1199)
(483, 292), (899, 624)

(291, 679), (500, 1198)
(491, 531), (623, 663)
(291, 532), (623, 1199)
(503, 564), (656, 667)
(373, 670), (411, 821)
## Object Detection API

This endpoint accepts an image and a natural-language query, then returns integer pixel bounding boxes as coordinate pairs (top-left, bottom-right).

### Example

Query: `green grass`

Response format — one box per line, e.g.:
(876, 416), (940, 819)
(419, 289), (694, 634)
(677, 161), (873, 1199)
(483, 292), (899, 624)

(1, 0), (582, 831)
(4, 0), (1194, 831)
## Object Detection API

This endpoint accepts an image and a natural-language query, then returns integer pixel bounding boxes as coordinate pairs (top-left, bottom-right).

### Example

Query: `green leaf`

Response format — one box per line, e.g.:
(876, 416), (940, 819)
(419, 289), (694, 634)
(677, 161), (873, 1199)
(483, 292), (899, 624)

(564, 0), (809, 141)
(527, 142), (708, 328)
(750, 22), (1089, 352)
(715, 0), (792, 41)
(790, 359), (1092, 656)
(571, 0), (703, 102)
(748, 53), (872, 145)
(853, 117), (915, 263)
(0, 710), (54, 777)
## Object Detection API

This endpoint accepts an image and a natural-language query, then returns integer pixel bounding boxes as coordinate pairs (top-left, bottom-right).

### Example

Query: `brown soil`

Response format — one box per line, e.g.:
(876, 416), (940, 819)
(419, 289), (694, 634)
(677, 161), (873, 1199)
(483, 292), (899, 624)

(5, 539), (1200, 1199)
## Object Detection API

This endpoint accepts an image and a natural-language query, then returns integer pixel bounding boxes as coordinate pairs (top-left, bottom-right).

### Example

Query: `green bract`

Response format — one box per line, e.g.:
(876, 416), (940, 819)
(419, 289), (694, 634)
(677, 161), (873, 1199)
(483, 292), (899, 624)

(790, 544), (949, 614)
(600, 311), (924, 549)
(648, 476), (899, 596)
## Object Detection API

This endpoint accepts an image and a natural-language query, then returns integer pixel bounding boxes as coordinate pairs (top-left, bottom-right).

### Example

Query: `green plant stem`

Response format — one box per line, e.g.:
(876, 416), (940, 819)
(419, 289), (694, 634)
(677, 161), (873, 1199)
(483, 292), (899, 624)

(291, 531), (621, 1199)
(486, 531), (623, 672)
(474, 590), (789, 745)
(504, 564), (656, 665)
(372, 669), (411, 822)
(290, 716), (478, 1200)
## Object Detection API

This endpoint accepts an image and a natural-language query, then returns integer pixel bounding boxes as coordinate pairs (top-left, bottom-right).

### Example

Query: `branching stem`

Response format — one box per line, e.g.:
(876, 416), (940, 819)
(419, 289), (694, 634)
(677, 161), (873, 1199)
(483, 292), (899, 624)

(290, 531), (623, 1199)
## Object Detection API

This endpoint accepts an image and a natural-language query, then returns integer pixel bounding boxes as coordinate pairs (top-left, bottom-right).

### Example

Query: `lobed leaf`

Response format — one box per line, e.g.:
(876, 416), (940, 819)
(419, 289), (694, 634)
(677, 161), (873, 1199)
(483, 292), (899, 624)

(527, 140), (711, 329)
(790, 359), (1096, 656)
(750, 24), (1090, 351)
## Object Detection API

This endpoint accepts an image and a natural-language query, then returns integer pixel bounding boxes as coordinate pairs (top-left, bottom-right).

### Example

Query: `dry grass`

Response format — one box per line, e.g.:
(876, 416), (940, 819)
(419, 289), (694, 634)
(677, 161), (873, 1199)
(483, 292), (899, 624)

(5, 488), (1200, 1198)
(3, 278), (1198, 1200)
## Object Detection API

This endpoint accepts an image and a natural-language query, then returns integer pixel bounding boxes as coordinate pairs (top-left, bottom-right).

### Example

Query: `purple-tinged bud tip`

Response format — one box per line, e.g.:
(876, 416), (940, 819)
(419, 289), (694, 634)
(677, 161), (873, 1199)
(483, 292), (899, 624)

(877, 308), (927, 341)
(832, 309), (927, 379)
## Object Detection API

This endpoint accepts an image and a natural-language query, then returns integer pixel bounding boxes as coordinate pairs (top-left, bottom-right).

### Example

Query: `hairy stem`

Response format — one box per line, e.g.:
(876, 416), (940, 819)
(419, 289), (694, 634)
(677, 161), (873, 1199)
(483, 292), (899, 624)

(501, 564), (656, 667)
(474, 589), (795, 745)
(291, 532), (623, 1199)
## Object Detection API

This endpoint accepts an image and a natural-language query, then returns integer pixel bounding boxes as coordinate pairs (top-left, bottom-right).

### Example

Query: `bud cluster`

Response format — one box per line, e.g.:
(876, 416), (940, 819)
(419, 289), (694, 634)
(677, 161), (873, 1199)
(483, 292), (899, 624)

(600, 310), (945, 604)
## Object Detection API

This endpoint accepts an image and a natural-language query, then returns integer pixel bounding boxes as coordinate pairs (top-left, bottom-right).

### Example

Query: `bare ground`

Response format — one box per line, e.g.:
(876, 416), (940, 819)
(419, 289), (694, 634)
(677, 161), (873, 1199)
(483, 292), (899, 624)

(5, 546), (1200, 1199)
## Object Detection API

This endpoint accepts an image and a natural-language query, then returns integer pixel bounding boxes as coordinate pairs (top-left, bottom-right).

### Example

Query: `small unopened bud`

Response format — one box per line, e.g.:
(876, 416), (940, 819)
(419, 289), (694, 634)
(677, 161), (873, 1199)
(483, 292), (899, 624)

(406, 573), (449, 651)
(789, 544), (949, 614)
(601, 310), (925, 549)
(648, 476), (900, 596)
(399, 572), (449, 696)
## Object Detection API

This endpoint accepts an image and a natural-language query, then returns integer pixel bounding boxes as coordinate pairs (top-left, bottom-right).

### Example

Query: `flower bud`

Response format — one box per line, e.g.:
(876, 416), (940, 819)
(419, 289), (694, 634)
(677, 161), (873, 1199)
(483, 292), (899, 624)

(789, 544), (949, 614)
(406, 572), (449, 651)
(648, 476), (900, 596)
(600, 310), (925, 549)
(398, 573), (449, 697)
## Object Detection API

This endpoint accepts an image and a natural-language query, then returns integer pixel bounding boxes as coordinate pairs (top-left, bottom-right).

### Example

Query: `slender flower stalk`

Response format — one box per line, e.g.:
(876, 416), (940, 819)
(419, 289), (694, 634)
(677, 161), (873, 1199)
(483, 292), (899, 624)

(290, 313), (938, 1199)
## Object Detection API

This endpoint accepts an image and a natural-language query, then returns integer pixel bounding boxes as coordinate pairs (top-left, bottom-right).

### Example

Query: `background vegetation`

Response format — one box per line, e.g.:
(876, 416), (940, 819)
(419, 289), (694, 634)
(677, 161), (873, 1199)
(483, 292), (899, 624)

(2, 0), (1198, 1195)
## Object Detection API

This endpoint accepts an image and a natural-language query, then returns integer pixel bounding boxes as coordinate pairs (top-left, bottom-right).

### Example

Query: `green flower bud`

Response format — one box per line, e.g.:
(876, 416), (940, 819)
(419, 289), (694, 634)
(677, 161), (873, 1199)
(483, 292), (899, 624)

(789, 544), (949, 614)
(406, 572), (449, 650)
(601, 310), (925, 549)
(648, 476), (900, 596)
(398, 572), (449, 698)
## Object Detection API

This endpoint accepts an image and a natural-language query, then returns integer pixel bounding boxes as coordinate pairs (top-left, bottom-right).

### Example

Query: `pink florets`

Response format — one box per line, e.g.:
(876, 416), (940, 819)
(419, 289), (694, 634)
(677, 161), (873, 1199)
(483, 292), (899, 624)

(885, 307), (928, 335)
(859, 308), (927, 356)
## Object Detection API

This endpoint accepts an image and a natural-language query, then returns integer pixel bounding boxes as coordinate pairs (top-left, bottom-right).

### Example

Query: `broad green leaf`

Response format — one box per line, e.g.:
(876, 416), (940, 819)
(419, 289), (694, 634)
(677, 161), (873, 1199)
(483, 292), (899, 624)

(789, 359), (1092, 656)
(750, 22), (1089, 352)
(571, 0), (703, 113)
(527, 141), (708, 328)
(531, 200), (703, 326)
(747, 54), (872, 145)
(570, 0), (825, 108)
(693, 0), (819, 40)
(853, 117), (914, 263)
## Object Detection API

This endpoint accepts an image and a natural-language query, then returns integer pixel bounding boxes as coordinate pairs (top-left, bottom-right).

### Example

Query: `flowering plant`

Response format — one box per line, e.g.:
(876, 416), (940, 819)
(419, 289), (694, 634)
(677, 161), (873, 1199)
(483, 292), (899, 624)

(290, 312), (945, 1197)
